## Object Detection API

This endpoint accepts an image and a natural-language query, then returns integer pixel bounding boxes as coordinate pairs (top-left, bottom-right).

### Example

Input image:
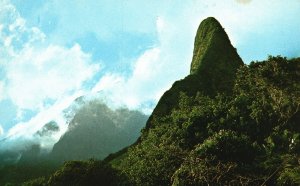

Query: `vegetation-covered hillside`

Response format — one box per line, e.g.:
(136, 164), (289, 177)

(146, 17), (243, 128)
(115, 56), (300, 185)
(5, 17), (300, 186)
(25, 56), (300, 186)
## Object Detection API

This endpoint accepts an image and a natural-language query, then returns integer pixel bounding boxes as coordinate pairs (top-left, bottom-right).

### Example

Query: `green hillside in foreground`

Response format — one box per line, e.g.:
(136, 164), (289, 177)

(14, 17), (300, 186)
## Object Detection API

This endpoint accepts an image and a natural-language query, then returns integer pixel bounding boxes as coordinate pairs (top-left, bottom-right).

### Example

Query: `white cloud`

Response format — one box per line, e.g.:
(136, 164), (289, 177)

(93, 47), (162, 110)
(0, 0), (45, 59)
(92, 16), (194, 113)
(0, 124), (3, 136)
(1, 91), (85, 152)
(7, 92), (83, 138)
(0, 0), (100, 113)
(6, 44), (99, 110)
(0, 0), (100, 144)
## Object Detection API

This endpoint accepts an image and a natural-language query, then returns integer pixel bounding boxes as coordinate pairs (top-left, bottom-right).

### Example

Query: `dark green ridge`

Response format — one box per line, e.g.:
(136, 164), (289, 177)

(145, 17), (244, 129)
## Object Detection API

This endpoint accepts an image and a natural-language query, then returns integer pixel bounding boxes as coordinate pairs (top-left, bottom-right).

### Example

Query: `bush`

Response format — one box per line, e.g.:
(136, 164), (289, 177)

(195, 130), (256, 164)
(47, 159), (125, 186)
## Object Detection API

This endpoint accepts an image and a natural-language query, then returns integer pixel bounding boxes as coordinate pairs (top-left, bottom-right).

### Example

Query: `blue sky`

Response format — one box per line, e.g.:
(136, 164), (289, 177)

(0, 0), (300, 148)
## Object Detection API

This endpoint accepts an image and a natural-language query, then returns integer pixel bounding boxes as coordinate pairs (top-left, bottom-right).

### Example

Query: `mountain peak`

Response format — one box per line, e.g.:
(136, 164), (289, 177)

(190, 17), (243, 75)
(145, 17), (243, 129)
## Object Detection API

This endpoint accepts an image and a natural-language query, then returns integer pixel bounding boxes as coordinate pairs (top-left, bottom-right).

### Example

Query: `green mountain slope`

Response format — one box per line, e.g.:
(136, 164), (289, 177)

(116, 56), (300, 186)
(190, 17), (243, 75)
(22, 17), (300, 186)
(146, 17), (243, 129)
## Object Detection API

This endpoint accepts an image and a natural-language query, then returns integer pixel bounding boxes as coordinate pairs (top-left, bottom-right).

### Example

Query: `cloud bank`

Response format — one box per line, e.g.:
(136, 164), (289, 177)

(0, 0), (100, 148)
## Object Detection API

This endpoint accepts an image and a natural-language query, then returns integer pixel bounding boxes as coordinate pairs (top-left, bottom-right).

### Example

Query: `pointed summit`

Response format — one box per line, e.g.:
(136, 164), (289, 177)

(145, 17), (243, 128)
(190, 17), (243, 75)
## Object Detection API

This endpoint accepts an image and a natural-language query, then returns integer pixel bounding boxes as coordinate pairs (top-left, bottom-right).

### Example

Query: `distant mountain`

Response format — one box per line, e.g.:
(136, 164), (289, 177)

(35, 121), (60, 137)
(49, 100), (148, 162)
(0, 98), (148, 185)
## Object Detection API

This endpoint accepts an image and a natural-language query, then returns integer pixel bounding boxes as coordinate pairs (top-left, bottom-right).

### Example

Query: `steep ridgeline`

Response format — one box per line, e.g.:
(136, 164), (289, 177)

(146, 17), (243, 128)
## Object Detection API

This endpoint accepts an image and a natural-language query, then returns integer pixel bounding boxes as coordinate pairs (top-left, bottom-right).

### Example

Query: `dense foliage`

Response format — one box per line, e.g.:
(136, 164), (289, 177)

(0, 162), (58, 186)
(190, 17), (243, 95)
(116, 56), (300, 185)
(23, 56), (299, 186)
(22, 159), (124, 186)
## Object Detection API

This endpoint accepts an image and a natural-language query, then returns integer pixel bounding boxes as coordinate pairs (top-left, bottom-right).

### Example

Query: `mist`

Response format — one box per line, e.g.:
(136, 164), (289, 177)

(0, 94), (148, 167)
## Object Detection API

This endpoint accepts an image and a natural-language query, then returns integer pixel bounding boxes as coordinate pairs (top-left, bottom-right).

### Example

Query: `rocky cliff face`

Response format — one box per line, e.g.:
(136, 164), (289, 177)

(146, 17), (243, 128)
